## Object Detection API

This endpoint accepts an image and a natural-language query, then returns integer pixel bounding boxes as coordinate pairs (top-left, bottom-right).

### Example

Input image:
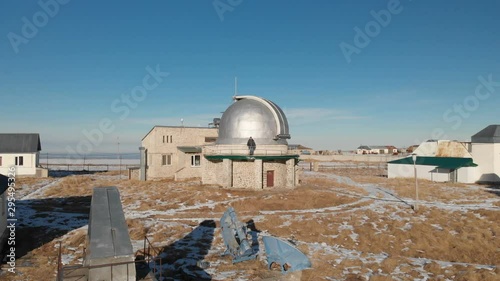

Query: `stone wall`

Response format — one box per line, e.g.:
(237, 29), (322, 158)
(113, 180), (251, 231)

(128, 167), (140, 180)
(263, 161), (286, 187)
(201, 157), (220, 185)
(232, 161), (255, 188)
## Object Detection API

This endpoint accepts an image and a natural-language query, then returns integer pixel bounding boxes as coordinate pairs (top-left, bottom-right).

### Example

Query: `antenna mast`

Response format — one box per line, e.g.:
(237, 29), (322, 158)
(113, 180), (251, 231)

(234, 77), (238, 97)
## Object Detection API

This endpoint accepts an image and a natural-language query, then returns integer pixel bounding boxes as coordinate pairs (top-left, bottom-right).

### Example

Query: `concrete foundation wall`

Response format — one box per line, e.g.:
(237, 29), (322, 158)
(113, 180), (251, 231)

(88, 256), (136, 281)
(128, 168), (140, 180)
(35, 167), (48, 178)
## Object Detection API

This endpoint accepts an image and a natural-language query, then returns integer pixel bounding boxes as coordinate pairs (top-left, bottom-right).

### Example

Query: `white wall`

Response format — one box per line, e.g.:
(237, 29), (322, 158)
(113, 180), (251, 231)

(388, 164), (431, 180)
(457, 167), (478, 184)
(388, 163), (477, 183)
(0, 153), (37, 175)
(472, 143), (500, 182)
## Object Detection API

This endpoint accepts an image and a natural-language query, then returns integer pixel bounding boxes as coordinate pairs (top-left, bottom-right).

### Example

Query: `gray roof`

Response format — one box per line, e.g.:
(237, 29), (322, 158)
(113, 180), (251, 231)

(357, 145), (387, 150)
(0, 134), (41, 153)
(87, 187), (134, 259)
(471, 125), (500, 143)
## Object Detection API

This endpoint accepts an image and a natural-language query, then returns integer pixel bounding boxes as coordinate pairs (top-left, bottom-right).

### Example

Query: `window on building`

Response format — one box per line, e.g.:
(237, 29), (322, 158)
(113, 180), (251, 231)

(205, 137), (217, 143)
(163, 135), (165, 143)
(162, 154), (172, 166)
(0, 156), (2, 166)
(191, 155), (201, 167)
(170, 135), (173, 143)
(15, 156), (24, 166)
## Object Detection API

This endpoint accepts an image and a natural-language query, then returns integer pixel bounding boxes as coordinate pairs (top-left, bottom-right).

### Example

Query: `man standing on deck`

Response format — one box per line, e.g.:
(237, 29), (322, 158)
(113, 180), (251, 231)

(247, 136), (256, 155)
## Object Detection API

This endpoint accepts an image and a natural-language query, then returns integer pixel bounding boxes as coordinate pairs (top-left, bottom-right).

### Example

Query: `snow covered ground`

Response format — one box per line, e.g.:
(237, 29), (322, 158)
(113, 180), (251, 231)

(3, 169), (499, 281)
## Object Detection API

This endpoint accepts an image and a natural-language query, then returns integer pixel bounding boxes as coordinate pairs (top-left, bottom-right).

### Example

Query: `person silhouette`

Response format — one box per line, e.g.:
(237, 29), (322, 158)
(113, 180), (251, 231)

(247, 136), (256, 155)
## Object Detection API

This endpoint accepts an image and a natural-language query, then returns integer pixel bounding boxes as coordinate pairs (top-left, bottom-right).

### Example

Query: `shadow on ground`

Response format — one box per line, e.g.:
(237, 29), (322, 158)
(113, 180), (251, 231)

(150, 220), (216, 281)
(48, 170), (103, 178)
(246, 219), (261, 253)
(1, 196), (91, 260)
(485, 184), (500, 197)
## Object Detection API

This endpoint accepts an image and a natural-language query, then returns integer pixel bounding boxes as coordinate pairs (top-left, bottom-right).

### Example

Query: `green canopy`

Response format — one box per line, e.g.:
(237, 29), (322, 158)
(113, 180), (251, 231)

(388, 156), (477, 170)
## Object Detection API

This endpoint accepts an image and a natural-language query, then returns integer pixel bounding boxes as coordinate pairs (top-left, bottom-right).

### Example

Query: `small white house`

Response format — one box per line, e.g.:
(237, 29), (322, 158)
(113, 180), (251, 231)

(0, 133), (45, 176)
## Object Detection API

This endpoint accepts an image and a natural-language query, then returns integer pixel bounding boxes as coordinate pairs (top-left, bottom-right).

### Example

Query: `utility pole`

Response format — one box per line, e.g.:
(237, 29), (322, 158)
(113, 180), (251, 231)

(412, 154), (419, 212)
(117, 137), (121, 179)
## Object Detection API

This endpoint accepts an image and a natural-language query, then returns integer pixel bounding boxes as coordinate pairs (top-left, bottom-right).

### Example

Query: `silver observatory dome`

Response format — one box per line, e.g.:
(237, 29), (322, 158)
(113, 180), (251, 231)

(216, 96), (291, 145)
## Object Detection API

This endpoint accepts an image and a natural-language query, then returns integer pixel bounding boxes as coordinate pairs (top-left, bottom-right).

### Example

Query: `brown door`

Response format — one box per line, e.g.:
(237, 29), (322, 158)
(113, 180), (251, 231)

(266, 170), (274, 187)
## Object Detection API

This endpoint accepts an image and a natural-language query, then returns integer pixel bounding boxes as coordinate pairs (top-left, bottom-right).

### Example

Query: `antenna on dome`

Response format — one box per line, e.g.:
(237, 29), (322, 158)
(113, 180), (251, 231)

(234, 77), (238, 98)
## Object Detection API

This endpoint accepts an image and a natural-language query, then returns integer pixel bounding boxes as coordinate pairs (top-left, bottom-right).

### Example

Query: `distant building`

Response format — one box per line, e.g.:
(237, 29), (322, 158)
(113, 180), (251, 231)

(0, 133), (47, 177)
(288, 144), (314, 155)
(356, 145), (392, 154)
(406, 145), (419, 153)
(388, 125), (500, 183)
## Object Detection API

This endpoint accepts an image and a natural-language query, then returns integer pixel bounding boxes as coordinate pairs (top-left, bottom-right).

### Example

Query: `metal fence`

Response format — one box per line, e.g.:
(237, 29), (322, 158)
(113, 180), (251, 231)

(38, 153), (139, 172)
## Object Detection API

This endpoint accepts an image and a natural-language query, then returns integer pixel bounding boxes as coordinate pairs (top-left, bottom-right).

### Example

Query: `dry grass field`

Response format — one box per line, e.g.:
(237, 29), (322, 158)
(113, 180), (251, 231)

(1, 166), (499, 280)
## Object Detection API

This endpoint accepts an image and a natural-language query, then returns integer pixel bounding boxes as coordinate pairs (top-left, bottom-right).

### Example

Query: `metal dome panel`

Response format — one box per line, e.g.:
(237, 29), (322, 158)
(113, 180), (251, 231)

(216, 96), (290, 145)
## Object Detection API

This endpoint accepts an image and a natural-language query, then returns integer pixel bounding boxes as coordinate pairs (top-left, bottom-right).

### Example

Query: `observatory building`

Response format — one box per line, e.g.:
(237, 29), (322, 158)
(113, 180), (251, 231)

(202, 96), (299, 188)
(135, 95), (300, 188)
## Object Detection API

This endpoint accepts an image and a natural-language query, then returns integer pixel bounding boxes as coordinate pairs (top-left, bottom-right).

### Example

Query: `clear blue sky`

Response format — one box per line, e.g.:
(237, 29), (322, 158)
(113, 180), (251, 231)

(1, 0), (499, 153)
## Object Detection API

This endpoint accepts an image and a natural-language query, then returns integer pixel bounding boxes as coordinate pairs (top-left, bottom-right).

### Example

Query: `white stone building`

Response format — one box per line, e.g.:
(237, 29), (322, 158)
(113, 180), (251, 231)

(0, 133), (47, 177)
(137, 126), (218, 180)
